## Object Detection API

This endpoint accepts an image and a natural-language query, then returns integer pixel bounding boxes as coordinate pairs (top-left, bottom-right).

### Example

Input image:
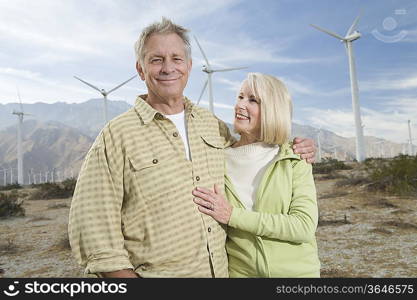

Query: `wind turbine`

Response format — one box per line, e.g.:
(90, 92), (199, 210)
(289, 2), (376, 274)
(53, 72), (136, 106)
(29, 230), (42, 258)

(407, 120), (414, 155)
(327, 145), (338, 160)
(311, 14), (366, 162)
(12, 88), (31, 185)
(193, 35), (247, 114)
(373, 140), (385, 158)
(74, 74), (137, 124)
(316, 128), (322, 162)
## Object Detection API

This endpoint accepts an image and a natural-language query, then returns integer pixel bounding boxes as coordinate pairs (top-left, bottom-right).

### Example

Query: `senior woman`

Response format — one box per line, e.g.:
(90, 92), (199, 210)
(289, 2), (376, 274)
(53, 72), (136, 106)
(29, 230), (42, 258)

(193, 73), (320, 278)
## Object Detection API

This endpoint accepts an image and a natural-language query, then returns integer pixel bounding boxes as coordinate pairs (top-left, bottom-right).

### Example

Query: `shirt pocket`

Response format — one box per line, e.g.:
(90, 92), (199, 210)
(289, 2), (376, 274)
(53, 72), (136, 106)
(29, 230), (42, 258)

(200, 135), (225, 179)
(128, 154), (176, 208)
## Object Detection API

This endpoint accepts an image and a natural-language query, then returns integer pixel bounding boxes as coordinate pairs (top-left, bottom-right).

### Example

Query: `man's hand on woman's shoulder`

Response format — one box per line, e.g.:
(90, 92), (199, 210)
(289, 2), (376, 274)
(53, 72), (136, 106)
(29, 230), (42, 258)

(292, 137), (316, 164)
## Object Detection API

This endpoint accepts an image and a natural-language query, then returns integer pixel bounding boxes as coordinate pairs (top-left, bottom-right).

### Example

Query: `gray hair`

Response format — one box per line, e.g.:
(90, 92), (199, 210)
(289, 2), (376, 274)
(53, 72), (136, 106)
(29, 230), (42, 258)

(134, 17), (192, 66)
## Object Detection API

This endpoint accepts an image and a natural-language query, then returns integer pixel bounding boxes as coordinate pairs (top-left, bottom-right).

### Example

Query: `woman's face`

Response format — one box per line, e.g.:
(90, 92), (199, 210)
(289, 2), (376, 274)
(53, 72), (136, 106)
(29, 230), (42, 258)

(234, 80), (261, 138)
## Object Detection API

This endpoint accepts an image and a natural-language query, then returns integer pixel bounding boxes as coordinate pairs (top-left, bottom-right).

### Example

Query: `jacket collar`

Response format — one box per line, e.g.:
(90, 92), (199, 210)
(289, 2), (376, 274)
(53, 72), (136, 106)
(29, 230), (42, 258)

(134, 94), (196, 125)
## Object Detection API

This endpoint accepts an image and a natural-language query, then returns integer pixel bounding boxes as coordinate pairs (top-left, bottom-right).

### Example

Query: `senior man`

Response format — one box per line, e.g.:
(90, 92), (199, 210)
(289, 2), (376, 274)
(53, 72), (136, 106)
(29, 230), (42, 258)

(68, 17), (316, 278)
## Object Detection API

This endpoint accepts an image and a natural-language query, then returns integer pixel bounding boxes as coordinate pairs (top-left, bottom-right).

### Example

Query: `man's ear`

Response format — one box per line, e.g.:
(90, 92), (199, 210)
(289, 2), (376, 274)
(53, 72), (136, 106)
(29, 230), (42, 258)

(136, 62), (145, 81)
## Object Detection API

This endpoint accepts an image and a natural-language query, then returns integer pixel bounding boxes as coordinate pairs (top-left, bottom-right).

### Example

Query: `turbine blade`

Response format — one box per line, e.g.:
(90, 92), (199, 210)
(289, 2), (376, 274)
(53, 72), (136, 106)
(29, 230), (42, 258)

(16, 87), (23, 112)
(208, 73), (214, 113)
(346, 11), (362, 36)
(107, 74), (137, 94)
(193, 35), (211, 67)
(310, 24), (345, 40)
(74, 76), (102, 93)
(212, 66), (248, 72)
(197, 79), (208, 105)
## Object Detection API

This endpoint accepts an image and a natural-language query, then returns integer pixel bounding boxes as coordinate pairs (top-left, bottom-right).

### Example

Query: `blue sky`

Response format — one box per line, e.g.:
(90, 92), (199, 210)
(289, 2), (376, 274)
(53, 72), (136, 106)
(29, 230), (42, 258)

(0, 0), (416, 143)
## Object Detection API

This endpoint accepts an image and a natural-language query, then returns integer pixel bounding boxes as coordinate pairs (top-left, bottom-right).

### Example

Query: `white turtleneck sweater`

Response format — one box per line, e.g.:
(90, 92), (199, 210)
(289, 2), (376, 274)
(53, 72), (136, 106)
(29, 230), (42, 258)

(225, 142), (280, 211)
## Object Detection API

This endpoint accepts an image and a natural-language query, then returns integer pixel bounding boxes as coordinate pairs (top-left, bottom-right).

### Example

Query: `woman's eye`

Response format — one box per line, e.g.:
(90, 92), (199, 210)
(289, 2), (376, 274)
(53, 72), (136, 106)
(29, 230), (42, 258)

(249, 98), (257, 103)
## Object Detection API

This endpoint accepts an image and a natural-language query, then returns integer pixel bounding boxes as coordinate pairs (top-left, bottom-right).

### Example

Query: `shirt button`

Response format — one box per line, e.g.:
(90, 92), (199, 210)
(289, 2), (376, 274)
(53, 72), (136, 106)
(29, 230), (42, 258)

(196, 176), (200, 181)
(173, 132), (178, 137)
(211, 252), (214, 258)
(139, 264), (148, 271)
(208, 227), (211, 233)
(152, 159), (158, 164)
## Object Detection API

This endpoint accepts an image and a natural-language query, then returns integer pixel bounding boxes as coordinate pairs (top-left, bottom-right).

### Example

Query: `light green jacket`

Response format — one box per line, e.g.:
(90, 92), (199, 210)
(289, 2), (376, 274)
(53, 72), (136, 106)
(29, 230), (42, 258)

(225, 142), (320, 277)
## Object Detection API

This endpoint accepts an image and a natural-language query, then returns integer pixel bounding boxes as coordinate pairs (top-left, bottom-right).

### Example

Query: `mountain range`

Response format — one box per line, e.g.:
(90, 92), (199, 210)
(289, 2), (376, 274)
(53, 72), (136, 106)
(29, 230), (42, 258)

(0, 99), (408, 185)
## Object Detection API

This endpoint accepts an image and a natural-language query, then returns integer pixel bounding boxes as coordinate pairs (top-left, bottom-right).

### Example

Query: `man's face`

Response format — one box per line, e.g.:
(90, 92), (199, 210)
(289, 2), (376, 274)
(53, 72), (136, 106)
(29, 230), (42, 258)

(136, 33), (192, 101)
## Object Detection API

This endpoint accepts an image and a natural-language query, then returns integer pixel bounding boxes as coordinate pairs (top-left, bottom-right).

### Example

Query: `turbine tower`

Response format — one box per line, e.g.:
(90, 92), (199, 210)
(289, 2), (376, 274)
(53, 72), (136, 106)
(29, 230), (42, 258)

(373, 140), (385, 158)
(316, 128), (322, 162)
(311, 14), (366, 162)
(12, 88), (31, 185)
(74, 74), (137, 124)
(193, 35), (247, 114)
(408, 120), (413, 155)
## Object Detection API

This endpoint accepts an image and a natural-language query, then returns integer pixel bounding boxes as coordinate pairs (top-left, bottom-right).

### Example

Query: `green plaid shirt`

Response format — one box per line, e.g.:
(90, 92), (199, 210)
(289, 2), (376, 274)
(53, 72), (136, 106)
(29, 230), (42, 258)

(69, 95), (234, 277)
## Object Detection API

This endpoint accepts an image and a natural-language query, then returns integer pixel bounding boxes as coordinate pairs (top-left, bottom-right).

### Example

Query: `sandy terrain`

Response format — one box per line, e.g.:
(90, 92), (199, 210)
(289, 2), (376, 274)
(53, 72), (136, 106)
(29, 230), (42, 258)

(1, 172), (416, 278)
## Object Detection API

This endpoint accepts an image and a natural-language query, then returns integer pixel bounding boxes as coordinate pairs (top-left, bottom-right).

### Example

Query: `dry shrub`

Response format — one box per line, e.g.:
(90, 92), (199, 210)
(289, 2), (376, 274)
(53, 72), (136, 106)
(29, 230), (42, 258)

(0, 191), (25, 218)
(382, 221), (417, 230)
(0, 236), (18, 254)
(369, 227), (393, 235)
(318, 214), (351, 226)
(0, 183), (22, 191)
(321, 268), (352, 278)
(365, 155), (417, 196)
(370, 198), (397, 208)
(321, 171), (347, 180)
(313, 158), (353, 174)
(47, 203), (69, 209)
(27, 216), (52, 222)
(320, 191), (349, 199)
(58, 235), (71, 250)
(30, 178), (76, 200)
(335, 175), (371, 187)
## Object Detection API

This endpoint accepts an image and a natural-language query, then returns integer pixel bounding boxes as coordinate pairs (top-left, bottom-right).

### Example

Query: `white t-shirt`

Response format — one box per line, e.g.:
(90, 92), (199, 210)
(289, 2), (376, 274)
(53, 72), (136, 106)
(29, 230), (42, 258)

(165, 110), (191, 160)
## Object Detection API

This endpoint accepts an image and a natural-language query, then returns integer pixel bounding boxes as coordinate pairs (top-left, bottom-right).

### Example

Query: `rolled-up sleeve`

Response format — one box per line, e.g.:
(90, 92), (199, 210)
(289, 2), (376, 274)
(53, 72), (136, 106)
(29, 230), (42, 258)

(68, 127), (133, 276)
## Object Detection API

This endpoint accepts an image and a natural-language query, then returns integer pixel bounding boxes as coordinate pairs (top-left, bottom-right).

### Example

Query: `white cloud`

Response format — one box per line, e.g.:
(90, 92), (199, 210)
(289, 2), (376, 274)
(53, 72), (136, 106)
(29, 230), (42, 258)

(199, 100), (234, 110)
(216, 78), (242, 92)
(0, 67), (146, 103)
(302, 101), (417, 143)
(0, 68), (42, 81)
(361, 73), (417, 91)
(192, 35), (334, 69)
(279, 76), (349, 97)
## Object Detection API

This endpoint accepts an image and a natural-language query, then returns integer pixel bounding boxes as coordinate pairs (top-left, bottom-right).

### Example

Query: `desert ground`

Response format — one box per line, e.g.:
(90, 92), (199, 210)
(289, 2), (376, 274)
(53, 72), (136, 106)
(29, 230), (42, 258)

(1, 168), (416, 278)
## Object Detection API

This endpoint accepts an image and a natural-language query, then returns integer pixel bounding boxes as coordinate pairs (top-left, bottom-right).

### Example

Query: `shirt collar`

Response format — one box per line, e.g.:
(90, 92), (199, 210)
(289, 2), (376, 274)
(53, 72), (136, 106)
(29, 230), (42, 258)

(134, 94), (197, 125)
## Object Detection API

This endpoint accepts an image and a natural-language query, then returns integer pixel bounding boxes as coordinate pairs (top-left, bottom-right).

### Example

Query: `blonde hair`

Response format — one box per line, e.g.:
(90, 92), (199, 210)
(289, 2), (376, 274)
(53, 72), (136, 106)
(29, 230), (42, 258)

(245, 72), (293, 145)
(134, 17), (191, 66)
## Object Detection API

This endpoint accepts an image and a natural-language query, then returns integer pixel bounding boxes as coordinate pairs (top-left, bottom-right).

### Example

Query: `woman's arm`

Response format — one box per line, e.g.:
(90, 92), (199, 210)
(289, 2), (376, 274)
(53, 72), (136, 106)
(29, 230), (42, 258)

(193, 160), (318, 244)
